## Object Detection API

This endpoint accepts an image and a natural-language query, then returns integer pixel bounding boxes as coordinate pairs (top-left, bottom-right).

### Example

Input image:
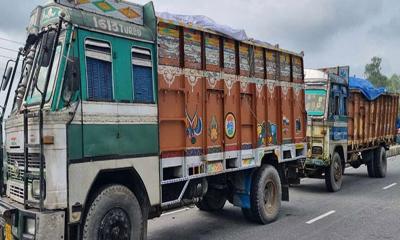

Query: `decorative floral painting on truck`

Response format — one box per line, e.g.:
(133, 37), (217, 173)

(186, 109), (203, 144)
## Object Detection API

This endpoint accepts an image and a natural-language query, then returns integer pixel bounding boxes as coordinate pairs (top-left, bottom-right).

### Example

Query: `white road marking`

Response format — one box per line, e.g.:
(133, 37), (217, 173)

(306, 210), (336, 224)
(383, 183), (397, 190)
(161, 207), (191, 217)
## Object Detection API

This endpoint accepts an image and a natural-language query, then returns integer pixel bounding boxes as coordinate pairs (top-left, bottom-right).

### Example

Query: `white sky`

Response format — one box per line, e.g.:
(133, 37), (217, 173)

(0, 0), (399, 78)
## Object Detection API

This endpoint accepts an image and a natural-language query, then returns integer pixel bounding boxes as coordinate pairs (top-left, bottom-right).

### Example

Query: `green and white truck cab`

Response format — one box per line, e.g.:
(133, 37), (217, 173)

(0, 1), (159, 239)
(304, 67), (349, 192)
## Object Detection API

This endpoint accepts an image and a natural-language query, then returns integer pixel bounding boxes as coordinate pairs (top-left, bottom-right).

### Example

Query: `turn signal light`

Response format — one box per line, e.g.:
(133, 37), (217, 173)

(43, 136), (54, 145)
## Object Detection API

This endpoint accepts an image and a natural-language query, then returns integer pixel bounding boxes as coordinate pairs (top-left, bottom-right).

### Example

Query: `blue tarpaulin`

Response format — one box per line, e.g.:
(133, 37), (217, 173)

(349, 77), (386, 101)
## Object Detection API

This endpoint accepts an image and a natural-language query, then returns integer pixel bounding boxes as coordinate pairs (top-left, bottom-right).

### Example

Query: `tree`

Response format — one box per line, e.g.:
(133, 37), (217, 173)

(365, 57), (388, 88)
(388, 74), (400, 93)
(364, 57), (400, 93)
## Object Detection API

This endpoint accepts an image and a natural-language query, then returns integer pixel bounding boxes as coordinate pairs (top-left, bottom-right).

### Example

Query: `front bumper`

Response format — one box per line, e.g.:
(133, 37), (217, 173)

(0, 197), (65, 240)
(305, 158), (328, 167)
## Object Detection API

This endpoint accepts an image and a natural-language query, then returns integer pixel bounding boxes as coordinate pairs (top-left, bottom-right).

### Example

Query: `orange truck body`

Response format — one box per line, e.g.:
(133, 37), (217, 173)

(348, 90), (399, 151)
(157, 20), (307, 182)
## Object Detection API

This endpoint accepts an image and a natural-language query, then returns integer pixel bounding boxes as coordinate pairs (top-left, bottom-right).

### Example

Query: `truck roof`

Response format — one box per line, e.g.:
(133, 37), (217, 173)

(34, 1), (303, 58)
(305, 67), (349, 86)
(304, 69), (328, 82)
(28, 0), (157, 42)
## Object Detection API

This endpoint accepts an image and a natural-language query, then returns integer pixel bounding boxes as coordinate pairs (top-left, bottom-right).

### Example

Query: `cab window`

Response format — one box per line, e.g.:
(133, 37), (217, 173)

(132, 47), (153, 103)
(26, 43), (62, 104)
(85, 39), (113, 101)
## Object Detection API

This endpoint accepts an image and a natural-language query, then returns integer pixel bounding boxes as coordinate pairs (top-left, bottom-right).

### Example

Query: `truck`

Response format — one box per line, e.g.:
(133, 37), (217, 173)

(0, 0), (308, 239)
(304, 67), (399, 192)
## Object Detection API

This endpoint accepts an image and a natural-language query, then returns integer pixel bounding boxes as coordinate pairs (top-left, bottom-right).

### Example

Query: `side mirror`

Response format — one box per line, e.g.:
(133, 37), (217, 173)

(1, 67), (13, 91)
(40, 31), (57, 67)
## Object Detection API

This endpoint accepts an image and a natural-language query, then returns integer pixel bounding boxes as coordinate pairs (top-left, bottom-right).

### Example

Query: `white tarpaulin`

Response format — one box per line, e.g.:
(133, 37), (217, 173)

(157, 12), (248, 41)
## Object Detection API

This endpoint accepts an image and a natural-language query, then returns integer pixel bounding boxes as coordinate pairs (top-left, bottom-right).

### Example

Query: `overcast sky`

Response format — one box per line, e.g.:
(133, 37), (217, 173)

(0, 0), (399, 78)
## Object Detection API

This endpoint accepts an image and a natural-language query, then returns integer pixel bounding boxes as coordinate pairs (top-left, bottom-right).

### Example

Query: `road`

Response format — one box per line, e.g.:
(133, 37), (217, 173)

(148, 156), (400, 240)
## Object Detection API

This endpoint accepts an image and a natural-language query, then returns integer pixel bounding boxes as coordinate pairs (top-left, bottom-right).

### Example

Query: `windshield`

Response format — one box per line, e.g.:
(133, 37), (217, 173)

(25, 37), (63, 105)
(305, 89), (327, 116)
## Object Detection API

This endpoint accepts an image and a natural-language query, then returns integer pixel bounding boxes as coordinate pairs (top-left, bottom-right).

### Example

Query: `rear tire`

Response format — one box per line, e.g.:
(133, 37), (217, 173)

(373, 147), (387, 178)
(195, 188), (227, 212)
(367, 153), (376, 178)
(245, 164), (281, 224)
(325, 152), (343, 192)
(83, 185), (146, 240)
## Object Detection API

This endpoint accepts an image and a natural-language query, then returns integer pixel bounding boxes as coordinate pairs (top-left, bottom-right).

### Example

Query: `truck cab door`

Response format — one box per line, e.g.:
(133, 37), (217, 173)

(69, 29), (119, 160)
(73, 29), (159, 160)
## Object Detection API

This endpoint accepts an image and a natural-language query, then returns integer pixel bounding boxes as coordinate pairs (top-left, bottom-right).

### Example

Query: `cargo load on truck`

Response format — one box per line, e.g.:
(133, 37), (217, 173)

(303, 67), (399, 192)
(348, 76), (398, 152)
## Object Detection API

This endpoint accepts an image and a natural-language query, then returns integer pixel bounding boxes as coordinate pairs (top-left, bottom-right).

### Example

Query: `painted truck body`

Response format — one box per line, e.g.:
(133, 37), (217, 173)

(157, 20), (307, 203)
(0, 0), (306, 239)
(304, 67), (399, 192)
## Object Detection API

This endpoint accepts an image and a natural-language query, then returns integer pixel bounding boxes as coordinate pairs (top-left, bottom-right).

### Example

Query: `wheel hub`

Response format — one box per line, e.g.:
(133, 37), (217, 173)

(99, 208), (131, 240)
(333, 160), (342, 182)
(264, 180), (277, 214)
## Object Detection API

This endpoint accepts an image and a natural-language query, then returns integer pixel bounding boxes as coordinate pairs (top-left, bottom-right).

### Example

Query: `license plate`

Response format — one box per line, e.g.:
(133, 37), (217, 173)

(4, 224), (11, 240)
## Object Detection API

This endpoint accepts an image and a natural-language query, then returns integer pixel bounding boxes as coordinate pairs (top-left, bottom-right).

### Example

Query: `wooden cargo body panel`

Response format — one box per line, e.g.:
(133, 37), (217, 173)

(348, 90), (399, 149)
(157, 21), (306, 181)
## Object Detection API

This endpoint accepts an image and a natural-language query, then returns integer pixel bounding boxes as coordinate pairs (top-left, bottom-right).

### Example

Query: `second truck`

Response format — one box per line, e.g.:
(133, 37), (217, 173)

(304, 67), (399, 192)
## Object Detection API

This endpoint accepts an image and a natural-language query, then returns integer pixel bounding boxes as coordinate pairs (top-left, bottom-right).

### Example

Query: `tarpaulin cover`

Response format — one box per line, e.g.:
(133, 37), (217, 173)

(349, 76), (386, 101)
(157, 12), (248, 41)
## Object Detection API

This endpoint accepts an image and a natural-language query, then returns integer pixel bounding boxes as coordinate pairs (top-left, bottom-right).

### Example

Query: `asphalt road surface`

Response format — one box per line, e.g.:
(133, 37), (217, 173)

(148, 156), (400, 240)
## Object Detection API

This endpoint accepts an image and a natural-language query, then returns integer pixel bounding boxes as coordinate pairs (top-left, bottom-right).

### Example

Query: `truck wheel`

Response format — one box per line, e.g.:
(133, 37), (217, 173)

(83, 185), (146, 240)
(367, 151), (376, 178)
(373, 147), (387, 178)
(195, 188), (227, 212)
(325, 152), (343, 192)
(247, 164), (281, 224)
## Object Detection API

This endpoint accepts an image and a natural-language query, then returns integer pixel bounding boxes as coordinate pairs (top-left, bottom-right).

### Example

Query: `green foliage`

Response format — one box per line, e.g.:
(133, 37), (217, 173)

(365, 57), (388, 88)
(388, 74), (400, 93)
(365, 57), (399, 93)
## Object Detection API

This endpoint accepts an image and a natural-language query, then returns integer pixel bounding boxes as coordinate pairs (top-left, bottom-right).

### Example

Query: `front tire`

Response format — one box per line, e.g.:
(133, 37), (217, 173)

(83, 185), (146, 240)
(244, 164), (281, 224)
(325, 152), (343, 192)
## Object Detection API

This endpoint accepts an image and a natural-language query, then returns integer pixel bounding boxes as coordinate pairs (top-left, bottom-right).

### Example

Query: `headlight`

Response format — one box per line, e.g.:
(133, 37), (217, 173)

(31, 179), (46, 199)
(24, 217), (36, 235)
(312, 146), (323, 155)
(32, 180), (40, 199)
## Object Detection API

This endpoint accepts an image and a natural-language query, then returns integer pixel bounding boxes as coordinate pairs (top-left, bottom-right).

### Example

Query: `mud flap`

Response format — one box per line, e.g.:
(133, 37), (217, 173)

(231, 169), (254, 209)
(279, 165), (289, 201)
(282, 184), (289, 201)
